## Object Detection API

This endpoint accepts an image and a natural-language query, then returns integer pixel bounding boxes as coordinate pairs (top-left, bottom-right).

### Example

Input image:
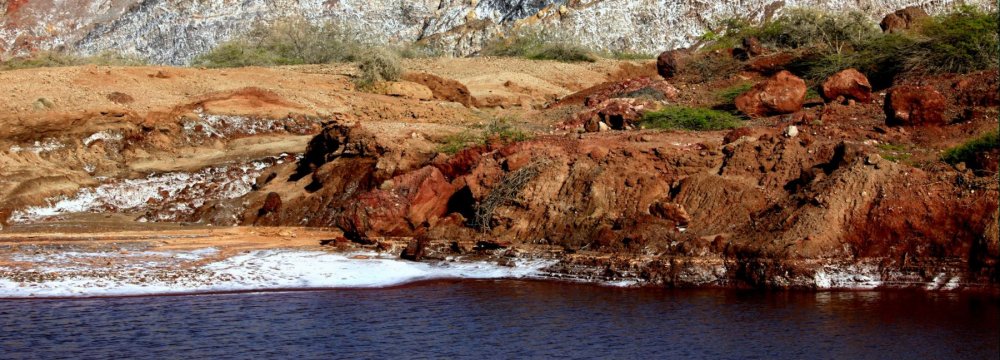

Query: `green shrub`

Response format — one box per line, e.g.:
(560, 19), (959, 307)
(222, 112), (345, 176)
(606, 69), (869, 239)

(438, 131), (481, 154)
(436, 118), (531, 154)
(703, 9), (878, 53)
(942, 130), (1000, 165)
(685, 52), (744, 81)
(483, 117), (531, 143)
(193, 16), (364, 68)
(641, 106), (743, 131)
(529, 43), (597, 62)
(603, 51), (654, 60)
(717, 82), (754, 104)
(354, 48), (403, 90)
(482, 30), (596, 62)
(906, 6), (999, 74)
(1, 51), (145, 70)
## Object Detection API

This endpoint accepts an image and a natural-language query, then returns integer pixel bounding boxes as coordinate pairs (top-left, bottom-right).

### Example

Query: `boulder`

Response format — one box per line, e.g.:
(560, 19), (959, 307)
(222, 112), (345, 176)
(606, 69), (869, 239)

(884, 85), (947, 126)
(880, 7), (929, 33)
(656, 49), (687, 79)
(336, 166), (456, 239)
(583, 77), (678, 107)
(735, 71), (807, 117)
(746, 53), (796, 75)
(743, 37), (764, 57)
(821, 68), (873, 103)
(596, 98), (647, 130)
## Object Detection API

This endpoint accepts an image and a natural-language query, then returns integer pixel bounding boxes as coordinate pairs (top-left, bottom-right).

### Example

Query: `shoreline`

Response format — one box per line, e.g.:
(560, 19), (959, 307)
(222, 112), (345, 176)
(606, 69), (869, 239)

(1, 225), (997, 299)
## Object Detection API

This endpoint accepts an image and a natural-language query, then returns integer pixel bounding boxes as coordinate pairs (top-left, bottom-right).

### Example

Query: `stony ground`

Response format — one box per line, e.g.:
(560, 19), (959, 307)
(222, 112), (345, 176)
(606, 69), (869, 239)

(0, 54), (997, 291)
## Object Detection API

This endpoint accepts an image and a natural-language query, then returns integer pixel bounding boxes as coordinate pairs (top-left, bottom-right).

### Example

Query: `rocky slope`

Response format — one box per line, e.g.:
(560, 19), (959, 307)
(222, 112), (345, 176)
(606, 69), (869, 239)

(1, 0), (995, 64)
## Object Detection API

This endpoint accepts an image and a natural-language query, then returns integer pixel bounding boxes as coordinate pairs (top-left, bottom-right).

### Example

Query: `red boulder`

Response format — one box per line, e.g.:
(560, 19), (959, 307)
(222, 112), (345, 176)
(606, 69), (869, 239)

(735, 70), (807, 118)
(821, 68), (873, 103)
(884, 85), (947, 126)
(337, 166), (456, 239)
(656, 49), (687, 79)
(880, 7), (929, 33)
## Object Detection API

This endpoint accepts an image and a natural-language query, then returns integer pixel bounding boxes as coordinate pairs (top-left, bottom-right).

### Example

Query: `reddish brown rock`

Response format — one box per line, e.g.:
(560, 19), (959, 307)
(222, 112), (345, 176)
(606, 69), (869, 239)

(743, 37), (764, 57)
(880, 6), (929, 33)
(746, 53), (796, 74)
(821, 68), (873, 103)
(106, 92), (134, 104)
(583, 77), (678, 108)
(650, 201), (691, 226)
(595, 98), (647, 130)
(723, 127), (754, 145)
(735, 70), (807, 118)
(402, 72), (472, 106)
(259, 192), (282, 215)
(884, 85), (947, 126)
(954, 70), (999, 107)
(336, 166), (457, 240)
(656, 49), (687, 79)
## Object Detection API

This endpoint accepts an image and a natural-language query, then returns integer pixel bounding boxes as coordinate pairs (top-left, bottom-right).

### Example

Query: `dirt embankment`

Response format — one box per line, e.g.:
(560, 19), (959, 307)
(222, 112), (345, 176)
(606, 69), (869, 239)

(0, 57), (996, 290)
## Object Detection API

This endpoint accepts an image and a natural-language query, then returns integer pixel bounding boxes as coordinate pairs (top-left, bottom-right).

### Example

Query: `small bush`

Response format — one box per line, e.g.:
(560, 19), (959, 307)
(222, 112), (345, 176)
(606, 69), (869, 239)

(942, 130), (1000, 165)
(906, 6), (999, 74)
(354, 48), (403, 90)
(704, 9), (878, 53)
(436, 118), (531, 154)
(529, 43), (597, 62)
(641, 106), (743, 131)
(438, 131), (481, 154)
(685, 52), (743, 81)
(1, 51), (145, 70)
(193, 16), (364, 68)
(603, 51), (655, 60)
(483, 117), (531, 143)
(482, 30), (596, 62)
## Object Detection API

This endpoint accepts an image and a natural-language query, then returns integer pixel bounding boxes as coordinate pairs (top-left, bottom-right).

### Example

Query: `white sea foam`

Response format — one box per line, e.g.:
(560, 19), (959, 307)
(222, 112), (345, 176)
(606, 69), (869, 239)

(0, 249), (554, 298)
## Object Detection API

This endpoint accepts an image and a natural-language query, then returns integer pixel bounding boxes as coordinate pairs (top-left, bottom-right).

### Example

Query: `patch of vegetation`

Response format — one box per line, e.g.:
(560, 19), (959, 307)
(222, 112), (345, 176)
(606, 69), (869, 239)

(438, 131), (481, 155)
(437, 118), (531, 154)
(640, 106), (743, 131)
(482, 117), (531, 143)
(353, 48), (403, 90)
(603, 51), (655, 60)
(685, 52), (743, 81)
(1, 51), (145, 70)
(193, 16), (365, 68)
(942, 130), (1000, 165)
(699, 6), (998, 85)
(717, 82), (754, 104)
(906, 6), (999, 74)
(877, 143), (912, 163)
(482, 30), (597, 63)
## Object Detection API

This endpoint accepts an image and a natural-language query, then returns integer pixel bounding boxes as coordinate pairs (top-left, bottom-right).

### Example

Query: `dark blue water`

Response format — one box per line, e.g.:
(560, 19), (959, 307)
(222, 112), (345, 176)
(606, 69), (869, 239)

(1, 280), (998, 359)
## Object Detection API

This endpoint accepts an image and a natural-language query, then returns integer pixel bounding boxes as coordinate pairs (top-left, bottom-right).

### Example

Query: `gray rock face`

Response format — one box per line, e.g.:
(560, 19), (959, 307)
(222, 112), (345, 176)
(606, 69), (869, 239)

(0, 0), (995, 65)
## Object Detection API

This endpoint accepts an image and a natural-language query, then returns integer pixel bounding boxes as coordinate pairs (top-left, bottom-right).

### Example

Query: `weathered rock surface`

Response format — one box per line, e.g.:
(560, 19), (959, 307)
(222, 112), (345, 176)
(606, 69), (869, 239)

(735, 71), (807, 117)
(1, 1), (992, 64)
(822, 68), (873, 104)
(884, 85), (947, 126)
(880, 6), (930, 33)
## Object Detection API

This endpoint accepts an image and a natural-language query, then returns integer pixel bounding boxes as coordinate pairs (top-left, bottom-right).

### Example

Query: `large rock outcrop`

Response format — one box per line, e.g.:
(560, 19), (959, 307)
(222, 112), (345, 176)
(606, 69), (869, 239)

(1, 1), (993, 64)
